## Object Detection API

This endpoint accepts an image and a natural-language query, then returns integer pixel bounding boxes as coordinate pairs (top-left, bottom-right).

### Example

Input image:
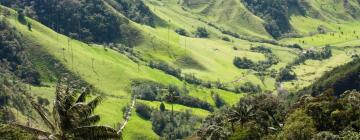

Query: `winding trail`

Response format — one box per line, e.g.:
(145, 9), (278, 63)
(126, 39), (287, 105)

(117, 97), (136, 134)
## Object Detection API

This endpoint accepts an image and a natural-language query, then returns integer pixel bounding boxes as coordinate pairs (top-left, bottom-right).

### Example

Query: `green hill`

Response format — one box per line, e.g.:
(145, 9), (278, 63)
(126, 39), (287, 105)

(1, 0), (360, 139)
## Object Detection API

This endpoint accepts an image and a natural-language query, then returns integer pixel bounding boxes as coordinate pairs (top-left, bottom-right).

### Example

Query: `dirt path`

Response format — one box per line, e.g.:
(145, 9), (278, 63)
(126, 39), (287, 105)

(117, 97), (136, 134)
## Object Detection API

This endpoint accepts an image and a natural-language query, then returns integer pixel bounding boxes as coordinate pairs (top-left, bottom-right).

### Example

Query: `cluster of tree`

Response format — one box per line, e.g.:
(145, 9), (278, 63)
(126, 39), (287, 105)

(0, 71), (32, 123)
(235, 82), (262, 94)
(211, 92), (226, 108)
(195, 27), (209, 38)
(152, 109), (200, 139)
(250, 46), (272, 54)
(276, 67), (297, 82)
(110, 0), (160, 27)
(135, 103), (153, 120)
(242, 0), (306, 38)
(233, 57), (255, 69)
(132, 80), (213, 111)
(197, 93), (287, 140)
(233, 46), (279, 71)
(197, 89), (360, 140)
(287, 43), (303, 50)
(0, 19), (40, 85)
(149, 61), (182, 79)
(1, 0), (139, 43)
(0, 124), (37, 139)
(135, 102), (201, 139)
(175, 28), (188, 36)
(291, 45), (332, 66)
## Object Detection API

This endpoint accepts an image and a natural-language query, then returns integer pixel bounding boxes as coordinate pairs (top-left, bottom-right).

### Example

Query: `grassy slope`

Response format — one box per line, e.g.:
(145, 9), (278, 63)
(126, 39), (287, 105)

(134, 0), (298, 91)
(2, 0), (360, 138)
(1, 6), (242, 139)
(182, 0), (271, 39)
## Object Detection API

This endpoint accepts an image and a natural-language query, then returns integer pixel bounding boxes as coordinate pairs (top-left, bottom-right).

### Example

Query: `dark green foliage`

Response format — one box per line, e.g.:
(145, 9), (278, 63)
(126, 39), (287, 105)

(0, 124), (37, 140)
(37, 96), (49, 106)
(195, 27), (209, 38)
(17, 9), (26, 24)
(211, 92), (226, 108)
(183, 73), (203, 85)
(175, 28), (188, 36)
(276, 68), (297, 82)
(221, 36), (231, 42)
(149, 61), (181, 79)
(111, 0), (160, 26)
(288, 43), (303, 50)
(160, 102), (165, 112)
(135, 103), (152, 120)
(197, 108), (232, 140)
(242, 0), (306, 38)
(278, 110), (316, 140)
(233, 57), (255, 69)
(151, 110), (200, 139)
(198, 94), (287, 139)
(234, 46), (279, 72)
(174, 96), (213, 111)
(2, 0), (136, 43)
(27, 22), (31, 31)
(0, 20), (41, 85)
(132, 80), (165, 101)
(132, 80), (212, 111)
(235, 82), (262, 94)
(291, 45), (332, 66)
(293, 90), (360, 136)
(250, 46), (272, 54)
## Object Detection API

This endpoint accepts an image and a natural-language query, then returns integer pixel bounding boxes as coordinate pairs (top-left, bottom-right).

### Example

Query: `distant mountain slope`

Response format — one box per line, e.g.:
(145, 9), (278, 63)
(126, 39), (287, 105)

(300, 58), (360, 96)
(182, 0), (271, 39)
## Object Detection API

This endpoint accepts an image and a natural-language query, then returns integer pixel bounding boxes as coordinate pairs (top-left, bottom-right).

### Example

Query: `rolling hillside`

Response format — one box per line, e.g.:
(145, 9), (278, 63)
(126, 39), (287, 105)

(1, 0), (360, 139)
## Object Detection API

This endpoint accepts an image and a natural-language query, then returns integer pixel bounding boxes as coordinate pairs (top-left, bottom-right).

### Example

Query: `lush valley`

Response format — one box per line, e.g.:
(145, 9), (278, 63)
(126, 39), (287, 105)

(0, 0), (360, 139)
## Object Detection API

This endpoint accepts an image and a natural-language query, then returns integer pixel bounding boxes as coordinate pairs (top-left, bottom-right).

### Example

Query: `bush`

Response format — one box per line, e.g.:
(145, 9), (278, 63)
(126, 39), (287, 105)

(212, 92), (226, 108)
(276, 68), (296, 82)
(183, 73), (203, 85)
(278, 110), (316, 140)
(151, 110), (199, 139)
(173, 96), (213, 111)
(235, 82), (262, 94)
(160, 102), (166, 112)
(149, 61), (182, 79)
(17, 9), (26, 24)
(233, 57), (255, 69)
(250, 46), (272, 54)
(222, 36), (231, 42)
(195, 27), (209, 38)
(175, 28), (188, 36)
(136, 103), (152, 120)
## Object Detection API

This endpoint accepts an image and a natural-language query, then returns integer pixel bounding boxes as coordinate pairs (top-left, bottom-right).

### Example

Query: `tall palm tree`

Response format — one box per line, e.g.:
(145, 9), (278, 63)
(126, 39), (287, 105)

(12, 79), (121, 140)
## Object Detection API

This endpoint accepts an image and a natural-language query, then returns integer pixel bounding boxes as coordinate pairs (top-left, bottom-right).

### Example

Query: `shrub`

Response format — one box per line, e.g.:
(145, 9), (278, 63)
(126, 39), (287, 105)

(175, 28), (188, 36)
(136, 103), (152, 120)
(276, 68), (297, 82)
(235, 82), (262, 94)
(222, 36), (231, 42)
(149, 61), (181, 79)
(212, 92), (226, 108)
(160, 102), (166, 112)
(250, 46), (272, 54)
(233, 57), (255, 69)
(195, 27), (209, 38)
(17, 9), (26, 24)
